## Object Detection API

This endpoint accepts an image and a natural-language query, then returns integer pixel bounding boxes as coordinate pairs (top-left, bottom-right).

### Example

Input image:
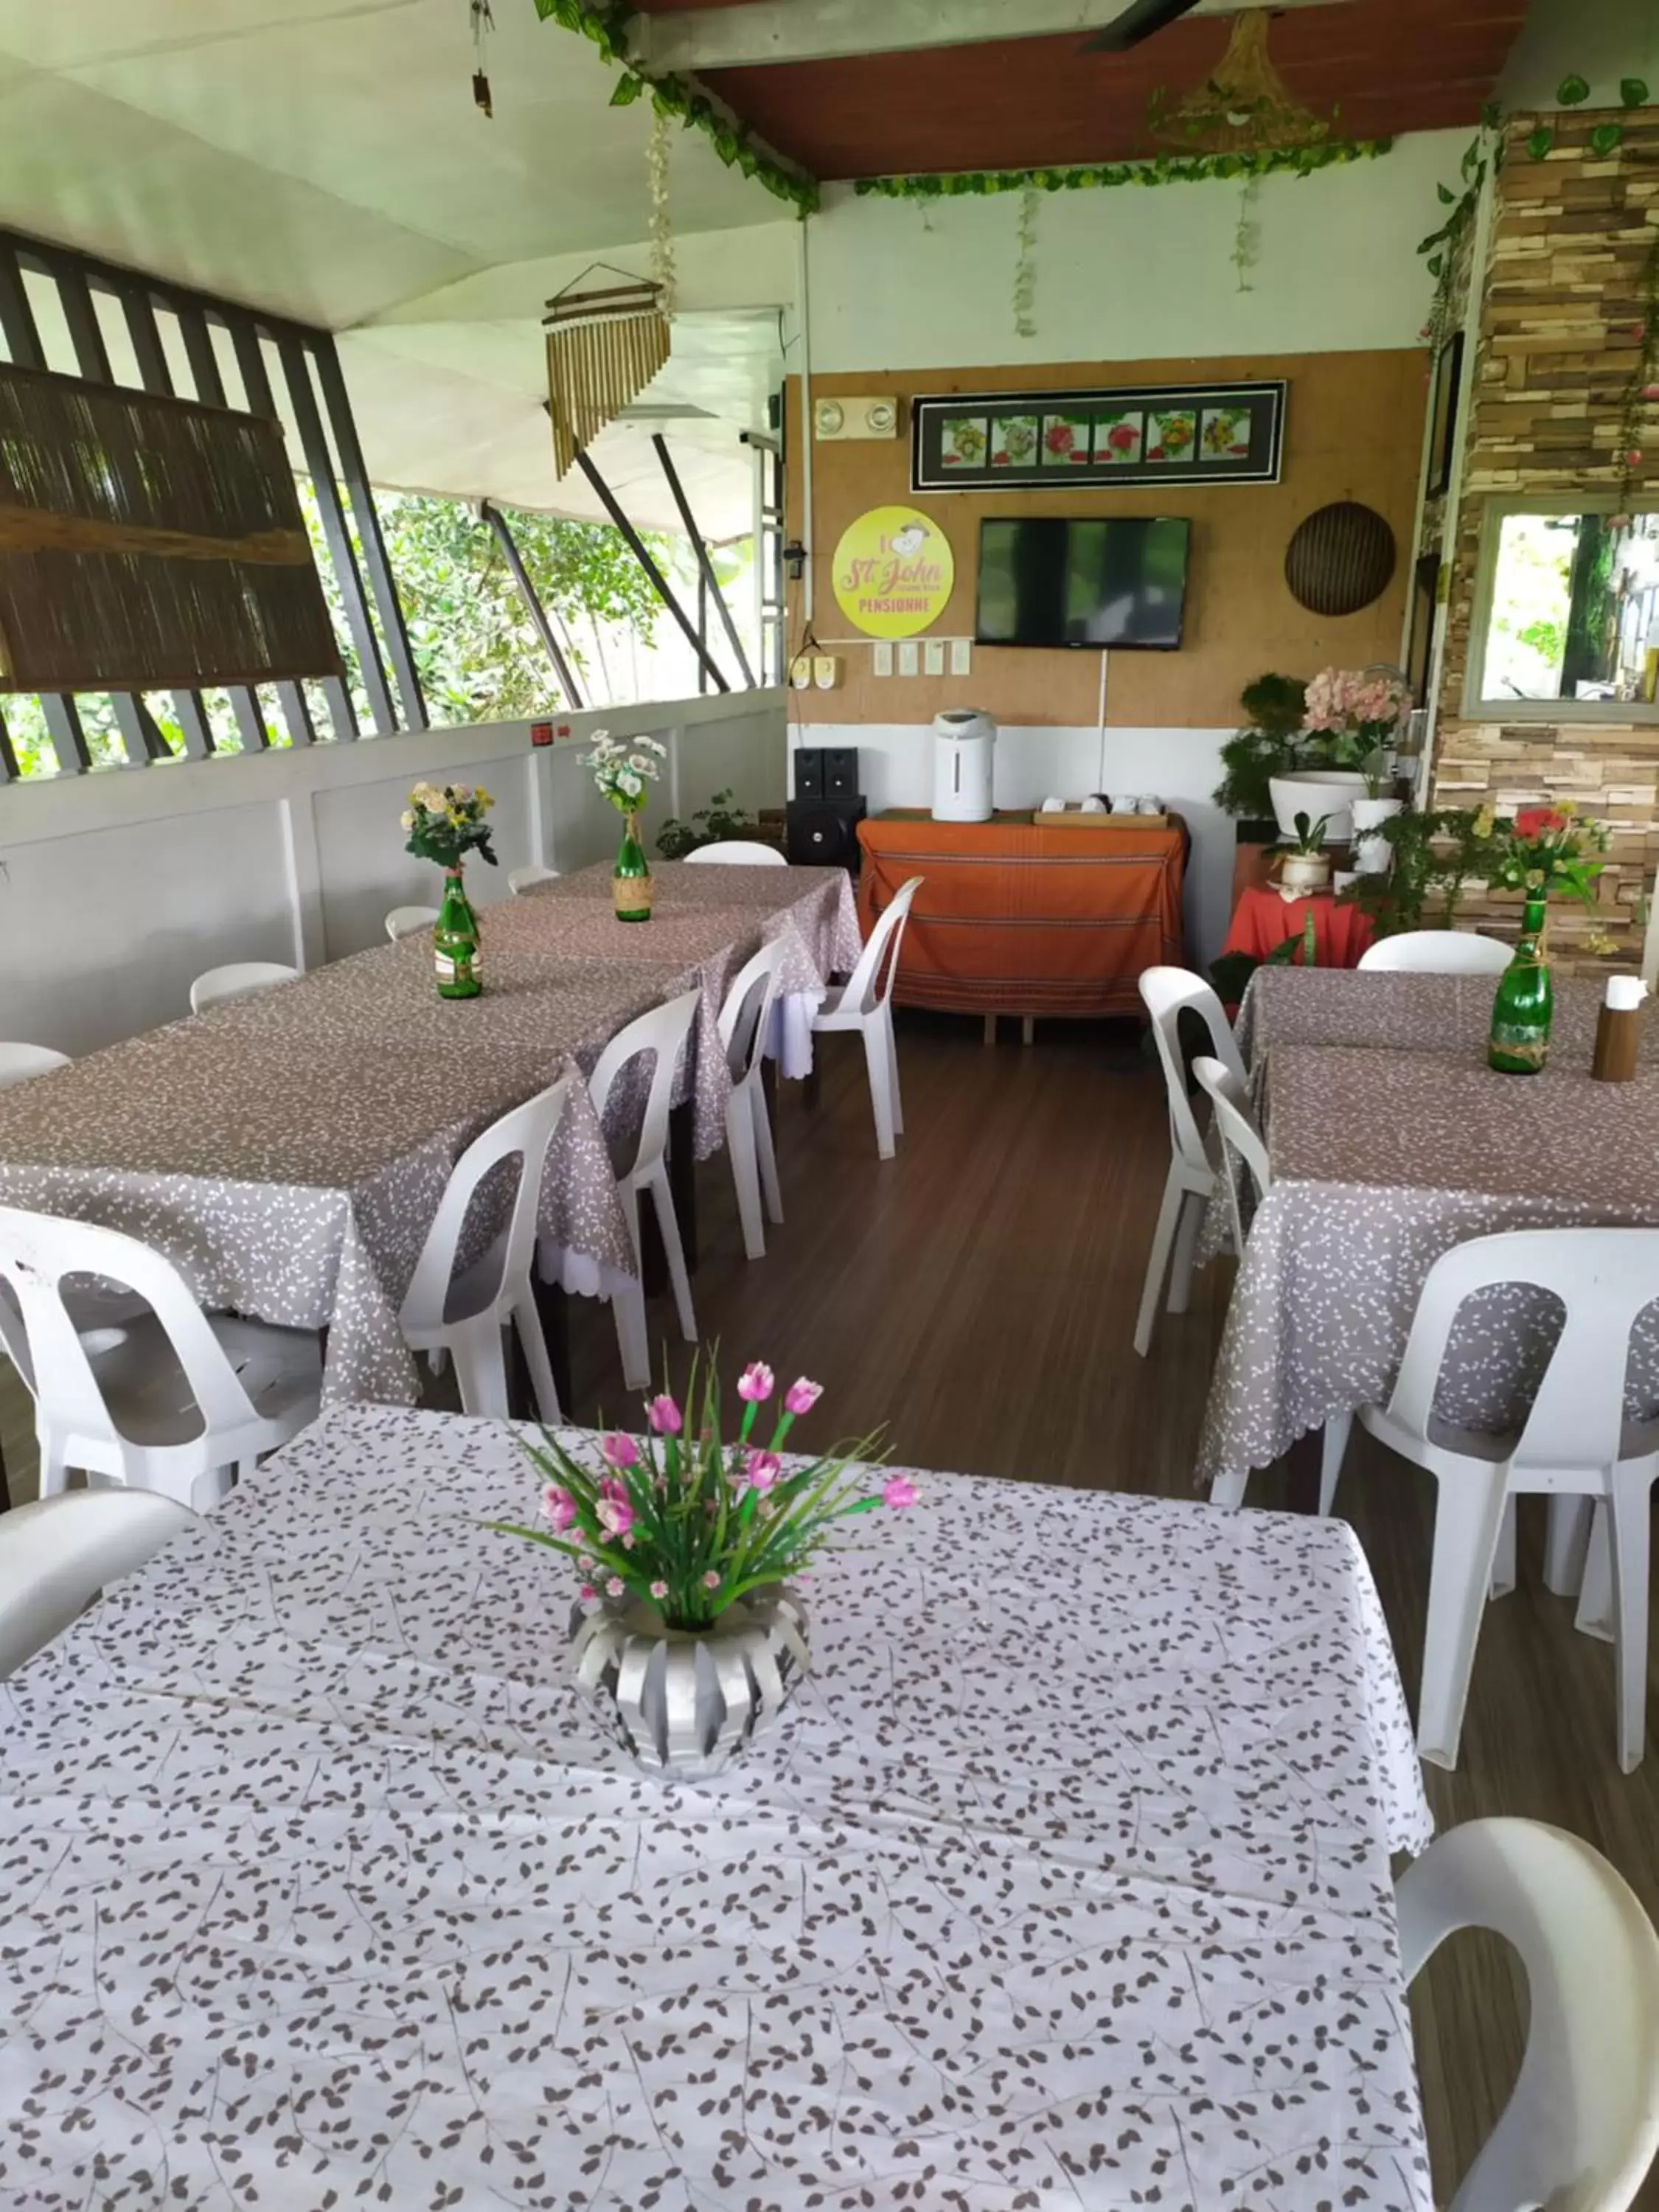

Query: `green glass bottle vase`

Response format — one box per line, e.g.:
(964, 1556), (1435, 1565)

(434, 866), (482, 998)
(613, 811), (653, 922)
(1488, 896), (1552, 1074)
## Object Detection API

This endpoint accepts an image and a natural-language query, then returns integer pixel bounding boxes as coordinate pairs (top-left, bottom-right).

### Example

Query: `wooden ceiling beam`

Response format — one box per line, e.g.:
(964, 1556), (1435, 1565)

(640, 0), (1341, 72)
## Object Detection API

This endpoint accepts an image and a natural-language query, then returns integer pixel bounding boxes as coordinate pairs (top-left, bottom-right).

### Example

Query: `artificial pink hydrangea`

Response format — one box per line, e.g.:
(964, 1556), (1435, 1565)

(1302, 667), (1408, 741)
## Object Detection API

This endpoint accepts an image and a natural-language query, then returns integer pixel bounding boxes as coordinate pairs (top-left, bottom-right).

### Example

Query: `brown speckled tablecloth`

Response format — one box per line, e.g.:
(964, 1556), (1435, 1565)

(1197, 967), (1659, 1489)
(0, 863), (860, 1409)
(0, 1404), (1433, 2211)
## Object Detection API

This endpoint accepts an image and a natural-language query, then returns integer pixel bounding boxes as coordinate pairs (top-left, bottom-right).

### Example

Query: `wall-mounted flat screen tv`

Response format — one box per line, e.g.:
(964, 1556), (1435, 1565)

(975, 515), (1190, 650)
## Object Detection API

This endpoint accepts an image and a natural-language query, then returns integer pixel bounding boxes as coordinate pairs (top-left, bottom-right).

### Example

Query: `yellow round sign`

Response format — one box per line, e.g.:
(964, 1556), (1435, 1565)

(830, 504), (953, 639)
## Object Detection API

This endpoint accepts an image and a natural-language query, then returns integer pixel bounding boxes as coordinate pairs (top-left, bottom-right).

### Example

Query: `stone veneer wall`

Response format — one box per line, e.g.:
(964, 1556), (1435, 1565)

(1430, 108), (1659, 970)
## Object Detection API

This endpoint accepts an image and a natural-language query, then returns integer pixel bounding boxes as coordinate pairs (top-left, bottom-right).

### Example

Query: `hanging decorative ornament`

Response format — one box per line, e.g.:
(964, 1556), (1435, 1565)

(1231, 174), (1262, 292)
(647, 105), (678, 319)
(1012, 187), (1039, 340)
(470, 0), (495, 119)
(543, 268), (671, 479)
(1148, 9), (1331, 155)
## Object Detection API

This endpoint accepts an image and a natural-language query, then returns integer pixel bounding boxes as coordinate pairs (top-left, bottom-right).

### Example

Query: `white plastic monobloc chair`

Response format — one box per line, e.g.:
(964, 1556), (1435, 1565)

(684, 842), (787, 867)
(811, 874), (922, 1161)
(0, 1489), (198, 1679)
(1357, 930), (1512, 975)
(588, 989), (701, 1361)
(399, 1075), (571, 1422)
(508, 864), (560, 896)
(1304, 1227), (1659, 1772)
(386, 904), (440, 942)
(1398, 1818), (1659, 2212)
(0, 1206), (322, 1512)
(189, 961), (301, 1014)
(1135, 967), (1248, 1357)
(1191, 1054), (1269, 1267)
(717, 939), (788, 1260)
(0, 1043), (69, 1089)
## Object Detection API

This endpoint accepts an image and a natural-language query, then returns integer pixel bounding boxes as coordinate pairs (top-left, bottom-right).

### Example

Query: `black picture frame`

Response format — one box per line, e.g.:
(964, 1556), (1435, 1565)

(1426, 332), (1464, 499)
(910, 380), (1286, 493)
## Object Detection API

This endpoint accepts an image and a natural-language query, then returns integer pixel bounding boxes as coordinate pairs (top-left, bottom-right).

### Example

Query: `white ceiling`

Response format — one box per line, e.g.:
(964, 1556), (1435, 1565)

(0, 0), (795, 532)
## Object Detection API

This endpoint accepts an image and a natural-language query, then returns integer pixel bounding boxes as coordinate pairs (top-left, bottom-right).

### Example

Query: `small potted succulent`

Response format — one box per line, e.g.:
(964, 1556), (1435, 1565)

(1277, 812), (1333, 896)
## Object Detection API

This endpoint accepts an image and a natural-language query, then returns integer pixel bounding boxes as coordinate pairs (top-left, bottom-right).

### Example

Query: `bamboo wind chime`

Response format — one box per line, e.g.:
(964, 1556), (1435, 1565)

(543, 272), (670, 481)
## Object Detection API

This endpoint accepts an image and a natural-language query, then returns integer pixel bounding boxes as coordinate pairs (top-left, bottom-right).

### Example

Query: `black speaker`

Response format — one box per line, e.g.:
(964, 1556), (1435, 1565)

(793, 746), (826, 799)
(787, 795), (866, 870)
(821, 745), (859, 798)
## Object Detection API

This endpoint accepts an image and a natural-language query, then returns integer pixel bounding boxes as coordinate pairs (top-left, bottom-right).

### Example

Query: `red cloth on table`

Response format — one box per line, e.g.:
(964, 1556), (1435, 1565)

(1222, 884), (1375, 968)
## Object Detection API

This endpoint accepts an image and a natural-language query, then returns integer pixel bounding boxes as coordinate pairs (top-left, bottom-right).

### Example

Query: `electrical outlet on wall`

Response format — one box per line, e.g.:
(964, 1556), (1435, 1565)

(923, 639), (945, 676)
(789, 653), (814, 690)
(813, 656), (841, 689)
(898, 641), (919, 676)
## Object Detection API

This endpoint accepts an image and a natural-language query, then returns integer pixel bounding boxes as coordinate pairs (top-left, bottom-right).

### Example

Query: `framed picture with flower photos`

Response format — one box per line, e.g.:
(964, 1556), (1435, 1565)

(911, 381), (1285, 492)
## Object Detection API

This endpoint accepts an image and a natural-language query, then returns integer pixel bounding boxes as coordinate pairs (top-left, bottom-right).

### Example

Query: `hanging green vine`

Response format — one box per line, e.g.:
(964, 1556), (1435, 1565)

(1417, 105), (1500, 347)
(532, 0), (819, 214)
(853, 139), (1392, 201)
(1523, 72), (1649, 160)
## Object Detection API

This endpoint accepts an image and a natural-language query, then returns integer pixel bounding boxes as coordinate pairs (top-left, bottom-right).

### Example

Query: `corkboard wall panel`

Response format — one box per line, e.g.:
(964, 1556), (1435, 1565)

(787, 349), (1425, 728)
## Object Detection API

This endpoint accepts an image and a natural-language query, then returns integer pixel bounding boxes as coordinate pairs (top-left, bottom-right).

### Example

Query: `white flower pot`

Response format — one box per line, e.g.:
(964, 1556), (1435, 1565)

(1270, 771), (1370, 845)
(1279, 849), (1332, 896)
(569, 1587), (809, 1778)
(1351, 796), (1405, 875)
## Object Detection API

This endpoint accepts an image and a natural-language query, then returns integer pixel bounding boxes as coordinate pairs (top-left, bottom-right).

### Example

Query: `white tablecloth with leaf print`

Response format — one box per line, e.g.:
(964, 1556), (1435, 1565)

(0, 1406), (1433, 2211)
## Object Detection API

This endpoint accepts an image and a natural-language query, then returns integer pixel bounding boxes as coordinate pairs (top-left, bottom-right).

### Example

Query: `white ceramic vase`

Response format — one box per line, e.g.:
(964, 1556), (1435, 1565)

(1269, 770), (1369, 845)
(1350, 796), (1405, 875)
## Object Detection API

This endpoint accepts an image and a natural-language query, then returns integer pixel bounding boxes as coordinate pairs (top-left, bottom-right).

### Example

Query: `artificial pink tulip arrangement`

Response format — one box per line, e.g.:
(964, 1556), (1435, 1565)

(495, 1356), (915, 1633)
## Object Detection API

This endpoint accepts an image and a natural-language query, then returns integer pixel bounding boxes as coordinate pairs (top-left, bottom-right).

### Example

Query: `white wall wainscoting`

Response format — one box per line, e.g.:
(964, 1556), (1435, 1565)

(794, 722), (1235, 971)
(1, 692), (786, 1058)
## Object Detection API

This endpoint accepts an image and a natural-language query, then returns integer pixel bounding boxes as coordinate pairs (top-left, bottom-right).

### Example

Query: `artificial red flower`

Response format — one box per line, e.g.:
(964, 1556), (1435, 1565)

(1514, 807), (1569, 838)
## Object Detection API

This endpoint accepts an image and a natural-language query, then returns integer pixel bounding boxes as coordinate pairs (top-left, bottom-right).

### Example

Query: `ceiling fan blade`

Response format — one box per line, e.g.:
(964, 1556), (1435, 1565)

(1081, 0), (1203, 52)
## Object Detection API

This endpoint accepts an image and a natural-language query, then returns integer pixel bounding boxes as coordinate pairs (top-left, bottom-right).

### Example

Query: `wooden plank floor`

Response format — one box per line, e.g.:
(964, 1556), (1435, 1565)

(6, 1008), (1656, 2205)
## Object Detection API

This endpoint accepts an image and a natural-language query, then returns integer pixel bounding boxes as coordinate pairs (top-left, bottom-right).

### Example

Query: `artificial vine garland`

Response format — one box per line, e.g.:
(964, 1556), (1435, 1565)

(532, 0), (819, 214)
(647, 105), (677, 315)
(1012, 188), (1038, 339)
(854, 139), (1392, 201)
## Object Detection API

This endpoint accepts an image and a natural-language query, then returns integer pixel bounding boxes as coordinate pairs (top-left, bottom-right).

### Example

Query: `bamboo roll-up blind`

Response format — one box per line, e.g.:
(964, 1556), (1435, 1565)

(0, 361), (341, 692)
(544, 277), (669, 481)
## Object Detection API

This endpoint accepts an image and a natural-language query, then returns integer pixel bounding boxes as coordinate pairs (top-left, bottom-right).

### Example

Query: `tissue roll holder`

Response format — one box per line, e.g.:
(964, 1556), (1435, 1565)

(1593, 1004), (1642, 1082)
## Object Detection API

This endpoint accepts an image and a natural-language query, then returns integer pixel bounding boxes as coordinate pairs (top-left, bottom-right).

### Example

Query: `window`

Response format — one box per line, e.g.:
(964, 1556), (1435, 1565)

(1464, 498), (1659, 721)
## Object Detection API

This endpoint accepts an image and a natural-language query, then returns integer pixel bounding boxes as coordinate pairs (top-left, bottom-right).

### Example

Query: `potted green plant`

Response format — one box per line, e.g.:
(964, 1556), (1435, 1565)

(1213, 672), (1308, 898)
(1338, 804), (1502, 936)
(1278, 811), (1333, 895)
(655, 788), (769, 860)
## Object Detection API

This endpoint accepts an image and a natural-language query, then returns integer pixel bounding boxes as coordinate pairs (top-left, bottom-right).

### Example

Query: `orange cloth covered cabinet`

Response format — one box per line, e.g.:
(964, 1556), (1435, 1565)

(855, 813), (1185, 1018)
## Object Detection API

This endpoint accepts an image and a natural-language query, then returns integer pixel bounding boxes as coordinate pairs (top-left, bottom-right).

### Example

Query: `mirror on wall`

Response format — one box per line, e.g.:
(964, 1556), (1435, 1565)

(1466, 501), (1659, 718)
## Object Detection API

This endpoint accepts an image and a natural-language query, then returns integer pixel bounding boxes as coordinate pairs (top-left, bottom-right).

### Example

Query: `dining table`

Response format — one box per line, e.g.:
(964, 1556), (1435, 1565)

(1197, 964), (1659, 1494)
(0, 1403), (1436, 2211)
(0, 861), (860, 1410)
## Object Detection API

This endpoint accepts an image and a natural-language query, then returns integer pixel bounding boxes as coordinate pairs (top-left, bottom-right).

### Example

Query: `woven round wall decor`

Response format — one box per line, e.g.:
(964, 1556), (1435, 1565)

(1284, 501), (1397, 616)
